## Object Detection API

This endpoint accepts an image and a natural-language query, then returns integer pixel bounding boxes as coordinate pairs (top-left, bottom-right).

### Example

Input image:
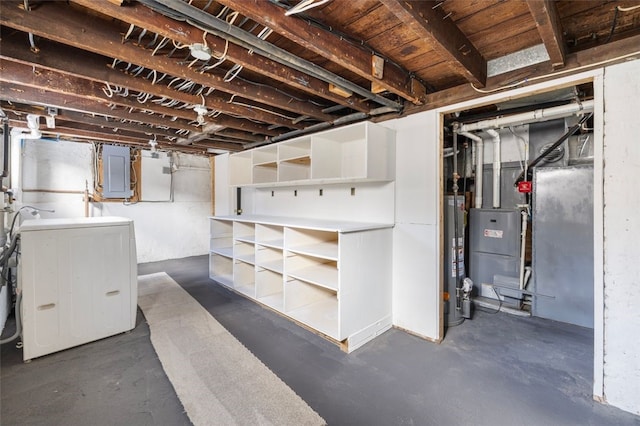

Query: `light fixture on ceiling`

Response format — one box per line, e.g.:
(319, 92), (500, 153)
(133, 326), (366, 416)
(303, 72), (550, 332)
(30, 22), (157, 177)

(149, 136), (159, 158)
(193, 94), (208, 125)
(189, 43), (212, 61)
(189, 30), (212, 61)
(45, 106), (57, 129)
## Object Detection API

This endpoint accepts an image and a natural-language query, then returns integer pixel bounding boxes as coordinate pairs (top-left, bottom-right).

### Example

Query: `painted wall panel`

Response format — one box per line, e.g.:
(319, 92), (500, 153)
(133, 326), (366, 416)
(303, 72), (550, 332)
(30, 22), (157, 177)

(388, 110), (441, 340)
(16, 139), (211, 263)
(388, 111), (439, 225)
(392, 223), (439, 339)
(602, 59), (640, 415)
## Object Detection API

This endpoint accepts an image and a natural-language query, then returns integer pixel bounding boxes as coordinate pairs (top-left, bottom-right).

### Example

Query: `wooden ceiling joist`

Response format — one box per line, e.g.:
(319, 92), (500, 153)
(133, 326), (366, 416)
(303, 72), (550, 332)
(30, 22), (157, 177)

(70, 0), (374, 114)
(526, 0), (567, 68)
(213, 0), (426, 105)
(0, 81), (199, 133)
(0, 34), (279, 137)
(380, 0), (487, 88)
(0, 1), (335, 123)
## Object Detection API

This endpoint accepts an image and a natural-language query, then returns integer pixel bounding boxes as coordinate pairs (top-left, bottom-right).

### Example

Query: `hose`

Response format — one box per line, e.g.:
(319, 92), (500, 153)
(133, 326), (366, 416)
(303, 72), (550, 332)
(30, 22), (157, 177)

(0, 292), (21, 345)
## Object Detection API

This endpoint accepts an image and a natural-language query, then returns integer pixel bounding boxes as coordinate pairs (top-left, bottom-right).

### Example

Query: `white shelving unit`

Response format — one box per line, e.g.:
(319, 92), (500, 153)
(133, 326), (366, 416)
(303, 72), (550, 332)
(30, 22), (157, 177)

(209, 215), (393, 352)
(227, 121), (394, 187)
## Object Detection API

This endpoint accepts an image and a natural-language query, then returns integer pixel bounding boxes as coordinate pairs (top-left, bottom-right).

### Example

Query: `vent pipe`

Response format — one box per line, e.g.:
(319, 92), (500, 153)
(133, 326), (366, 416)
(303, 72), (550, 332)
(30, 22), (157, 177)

(485, 129), (501, 209)
(459, 131), (484, 209)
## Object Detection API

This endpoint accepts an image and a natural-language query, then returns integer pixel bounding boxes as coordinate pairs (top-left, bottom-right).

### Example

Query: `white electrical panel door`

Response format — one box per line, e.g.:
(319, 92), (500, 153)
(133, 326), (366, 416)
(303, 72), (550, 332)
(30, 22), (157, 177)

(19, 218), (137, 361)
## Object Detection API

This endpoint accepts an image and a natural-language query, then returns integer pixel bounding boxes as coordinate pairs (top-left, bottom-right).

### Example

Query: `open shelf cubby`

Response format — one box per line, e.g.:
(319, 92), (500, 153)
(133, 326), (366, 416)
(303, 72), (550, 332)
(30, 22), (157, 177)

(285, 278), (338, 339)
(256, 267), (284, 311)
(286, 252), (338, 291)
(233, 260), (255, 298)
(209, 253), (233, 288)
(227, 121), (394, 187)
(255, 224), (284, 249)
(209, 216), (393, 352)
(285, 228), (338, 261)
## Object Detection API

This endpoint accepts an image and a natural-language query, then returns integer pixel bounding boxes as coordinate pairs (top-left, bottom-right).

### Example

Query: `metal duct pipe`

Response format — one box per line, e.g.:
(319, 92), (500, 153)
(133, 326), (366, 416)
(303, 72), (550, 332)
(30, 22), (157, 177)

(459, 100), (594, 133)
(459, 131), (484, 209)
(486, 129), (501, 209)
(143, 0), (403, 111)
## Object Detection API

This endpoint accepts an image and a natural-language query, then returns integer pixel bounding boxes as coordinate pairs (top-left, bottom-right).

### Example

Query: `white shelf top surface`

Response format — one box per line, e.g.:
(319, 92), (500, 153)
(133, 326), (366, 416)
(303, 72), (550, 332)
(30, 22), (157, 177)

(211, 215), (392, 233)
(19, 216), (133, 232)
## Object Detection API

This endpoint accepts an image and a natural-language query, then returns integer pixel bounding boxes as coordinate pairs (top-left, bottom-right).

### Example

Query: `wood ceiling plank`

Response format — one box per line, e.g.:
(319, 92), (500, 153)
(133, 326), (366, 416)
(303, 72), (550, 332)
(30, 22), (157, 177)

(0, 1), (333, 122)
(2, 103), (177, 139)
(411, 33), (640, 111)
(466, 12), (540, 60)
(440, 0), (503, 22)
(380, 0), (487, 87)
(0, 58), (208, 123)
(0, 81), (199, 132)
(526, 0), (567, 67)
(214, 0), (425, 104)
(0, 33), (280, 136)
(70, 0), (373, 113)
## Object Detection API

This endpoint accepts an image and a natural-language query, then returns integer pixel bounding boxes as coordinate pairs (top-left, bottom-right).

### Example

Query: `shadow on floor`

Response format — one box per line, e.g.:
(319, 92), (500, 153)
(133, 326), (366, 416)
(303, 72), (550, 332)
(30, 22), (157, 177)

(2, 255), (639, 425)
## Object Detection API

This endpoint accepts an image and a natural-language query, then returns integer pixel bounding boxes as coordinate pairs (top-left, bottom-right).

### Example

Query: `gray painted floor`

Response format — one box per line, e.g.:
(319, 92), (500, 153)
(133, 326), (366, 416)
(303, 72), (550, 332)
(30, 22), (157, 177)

(2, 255), (639, 425)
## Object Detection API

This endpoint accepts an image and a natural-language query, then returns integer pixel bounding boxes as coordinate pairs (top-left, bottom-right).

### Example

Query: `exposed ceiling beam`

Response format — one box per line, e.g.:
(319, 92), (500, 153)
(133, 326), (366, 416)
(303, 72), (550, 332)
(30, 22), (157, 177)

(404, 33), (640, 113)
(1, 102), (182, 139)
(526, 0), (566, 68)
(0, 34), (281, 136)
(212, 0), (425, 104)
(380, 0), (487, 88)
(0, 1), (334, 122)
(0, 81), (199, 132)
(0, 58), (299, 143)
(70, 0), (374, 114)
(8, 114), (239, 153)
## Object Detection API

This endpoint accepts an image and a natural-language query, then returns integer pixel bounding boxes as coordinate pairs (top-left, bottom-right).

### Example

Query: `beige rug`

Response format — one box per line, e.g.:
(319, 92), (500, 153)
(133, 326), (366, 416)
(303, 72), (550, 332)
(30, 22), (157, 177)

(138, 272), (325, 426)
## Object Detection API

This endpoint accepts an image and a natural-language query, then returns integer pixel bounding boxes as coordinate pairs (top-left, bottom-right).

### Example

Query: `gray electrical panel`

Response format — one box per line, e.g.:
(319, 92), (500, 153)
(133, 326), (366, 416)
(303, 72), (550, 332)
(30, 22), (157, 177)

(469, 209), (521, 300)
(102, 144), (132, 199)
(532, 165), (594, 328)
(444, 196), (465, 327)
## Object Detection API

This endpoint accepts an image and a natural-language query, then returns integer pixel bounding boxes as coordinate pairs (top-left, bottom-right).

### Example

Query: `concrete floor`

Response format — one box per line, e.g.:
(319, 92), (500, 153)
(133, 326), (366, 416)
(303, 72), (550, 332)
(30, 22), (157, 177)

(2, 255), (640, 425)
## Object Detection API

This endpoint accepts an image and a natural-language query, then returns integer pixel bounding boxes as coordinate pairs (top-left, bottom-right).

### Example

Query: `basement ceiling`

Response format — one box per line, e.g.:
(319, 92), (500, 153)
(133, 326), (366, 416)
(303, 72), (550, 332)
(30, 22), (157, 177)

(1, 0), (639, 155)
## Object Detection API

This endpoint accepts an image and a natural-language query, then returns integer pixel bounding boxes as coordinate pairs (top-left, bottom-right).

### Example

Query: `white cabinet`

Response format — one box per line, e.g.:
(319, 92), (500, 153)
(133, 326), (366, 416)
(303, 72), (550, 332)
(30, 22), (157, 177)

(209, 215), (392, 352)
(228, 122), (394, 187)
(18, 217), (137, 361)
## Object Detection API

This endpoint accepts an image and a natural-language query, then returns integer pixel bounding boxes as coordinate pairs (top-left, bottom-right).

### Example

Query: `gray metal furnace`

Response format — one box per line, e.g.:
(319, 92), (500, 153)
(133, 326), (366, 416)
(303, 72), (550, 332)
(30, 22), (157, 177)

(469, 208), (521, 303)
(532, 165), (594, 328)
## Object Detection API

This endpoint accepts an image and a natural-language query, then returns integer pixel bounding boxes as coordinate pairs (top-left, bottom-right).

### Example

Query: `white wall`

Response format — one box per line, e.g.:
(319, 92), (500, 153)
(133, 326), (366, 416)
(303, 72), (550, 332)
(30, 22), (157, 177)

(602, 59), (640, 415)
(387, 111), (442, 340)
(14, 138), (211, 263)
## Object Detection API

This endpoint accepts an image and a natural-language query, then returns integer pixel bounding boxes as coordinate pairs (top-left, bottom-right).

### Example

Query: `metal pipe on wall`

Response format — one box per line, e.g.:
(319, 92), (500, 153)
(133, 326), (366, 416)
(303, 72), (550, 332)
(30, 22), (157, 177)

(486, 129), (501, 209)
(459, 100), (594, 133)
(459, 131), (484, 209)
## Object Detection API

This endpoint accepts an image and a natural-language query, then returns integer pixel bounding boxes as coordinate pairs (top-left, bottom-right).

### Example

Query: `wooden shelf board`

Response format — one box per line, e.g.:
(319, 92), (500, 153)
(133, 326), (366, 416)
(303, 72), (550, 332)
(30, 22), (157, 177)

(211, 274), (234, 288)
(210, 247), (234, 258)
(287, 264), (338, 291)
(257, 293), (284, 311)
(235, 254), (256, 265)
(257, 259), (284, 274)
(254, 161), (278, 168)
(281, 156), (311, 165)
(235, 236), (256, 244)
(256, 239), (284, 249)
(235, 283), (255, 298)
(288, 241), (338, 260)
(287, 298), (339, 339)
